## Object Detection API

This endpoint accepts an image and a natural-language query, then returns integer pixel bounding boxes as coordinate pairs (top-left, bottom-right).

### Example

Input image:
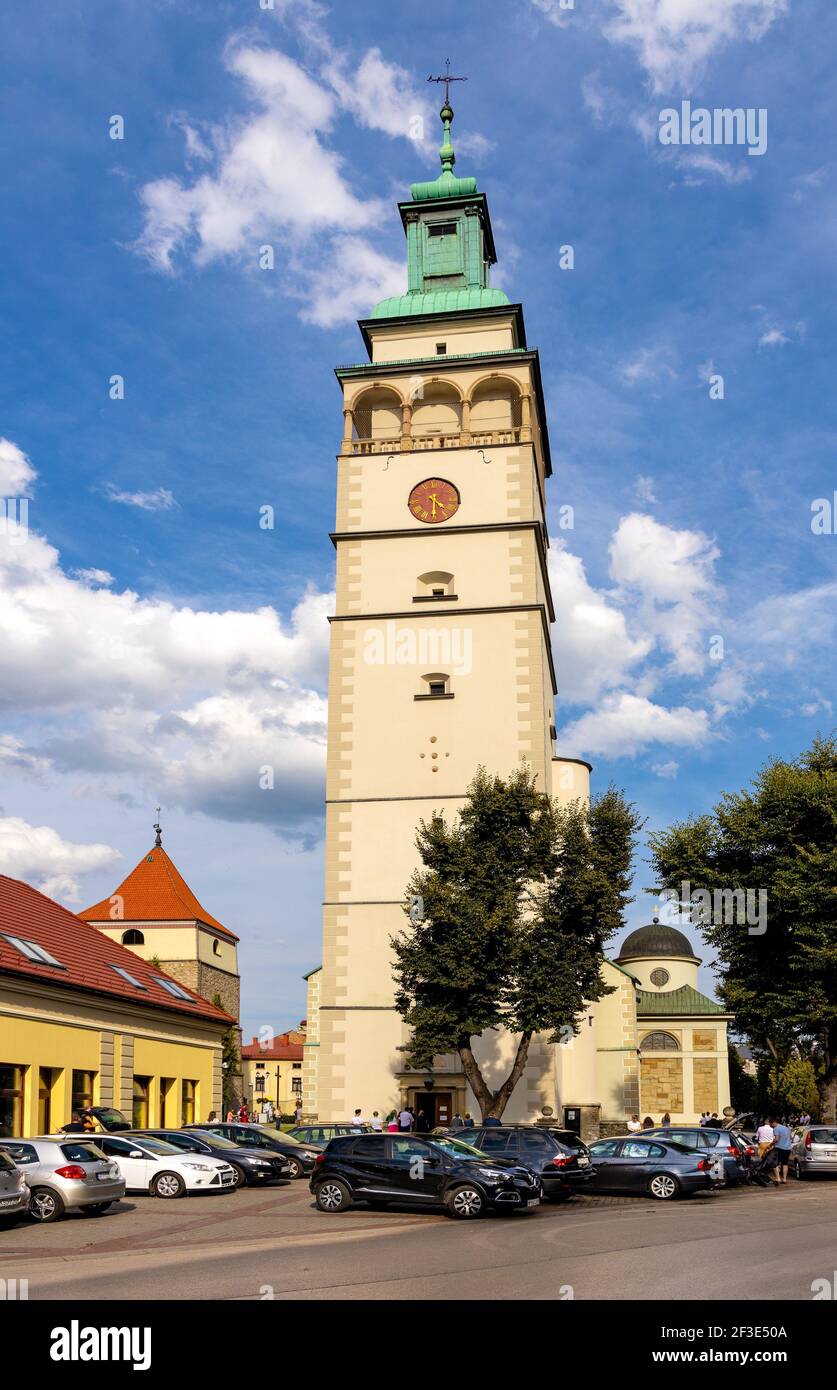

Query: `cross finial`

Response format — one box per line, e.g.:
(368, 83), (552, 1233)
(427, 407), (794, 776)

(153, 807), (162, 848)
(427, 58), (467, 108)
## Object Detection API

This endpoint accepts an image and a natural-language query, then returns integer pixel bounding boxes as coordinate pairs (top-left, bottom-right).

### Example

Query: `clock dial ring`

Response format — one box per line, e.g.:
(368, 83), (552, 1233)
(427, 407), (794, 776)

(408, 477), (460, 525)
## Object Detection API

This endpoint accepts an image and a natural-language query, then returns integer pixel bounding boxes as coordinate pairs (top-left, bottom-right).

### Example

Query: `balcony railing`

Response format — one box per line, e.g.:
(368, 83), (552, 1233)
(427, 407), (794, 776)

(345, 427), (523, 455)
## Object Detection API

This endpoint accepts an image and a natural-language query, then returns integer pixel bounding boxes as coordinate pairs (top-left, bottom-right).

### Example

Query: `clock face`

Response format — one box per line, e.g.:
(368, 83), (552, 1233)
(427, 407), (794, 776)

(408, 478), (460, 525)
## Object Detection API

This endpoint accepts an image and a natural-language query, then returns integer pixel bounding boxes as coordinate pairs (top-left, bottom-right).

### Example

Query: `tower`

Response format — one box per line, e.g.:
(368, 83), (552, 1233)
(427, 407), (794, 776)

(307, 96), (590, 1122)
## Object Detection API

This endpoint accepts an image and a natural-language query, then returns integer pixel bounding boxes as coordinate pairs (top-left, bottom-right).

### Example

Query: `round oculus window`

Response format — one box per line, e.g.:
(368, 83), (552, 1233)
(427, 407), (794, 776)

(650, 967), (670, 987)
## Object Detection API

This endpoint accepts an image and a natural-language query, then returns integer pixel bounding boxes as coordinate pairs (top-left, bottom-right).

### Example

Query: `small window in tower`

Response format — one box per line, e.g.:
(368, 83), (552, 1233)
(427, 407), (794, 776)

(415, 672), (453, 700)
(429, 680), (446, 697)
(212, 939), (221, 956)
(428, 222), (457, 237)
(436, 342), (447, 355)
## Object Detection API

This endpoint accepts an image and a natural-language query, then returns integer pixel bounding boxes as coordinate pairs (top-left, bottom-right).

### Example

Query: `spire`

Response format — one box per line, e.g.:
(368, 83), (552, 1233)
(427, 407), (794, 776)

(412, 63), (477, 202)
(153, 806), (162, 849)
(439, 100), (456, 179)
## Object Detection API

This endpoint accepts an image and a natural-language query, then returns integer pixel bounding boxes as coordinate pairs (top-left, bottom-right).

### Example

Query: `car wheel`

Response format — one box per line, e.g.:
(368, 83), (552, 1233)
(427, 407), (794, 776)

(230, 1164), (246, 1189)
(793, 1160), (807, 1180)
(285, 1157), (304, 1180)
(30, 1187), (65, 1222)
(151, 1171), (185, 1199)
(648, 1172), (680, 1200)
(315, 1180), (352, 1213)
(79, 1203), (112, 1216)
(446, 1184), (485, 1219)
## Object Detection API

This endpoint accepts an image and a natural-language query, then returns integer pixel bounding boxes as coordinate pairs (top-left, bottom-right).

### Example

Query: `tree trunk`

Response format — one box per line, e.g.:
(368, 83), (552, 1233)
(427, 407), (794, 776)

(820, 1021), (837, 1124)
(459, 1032), (534, 1121)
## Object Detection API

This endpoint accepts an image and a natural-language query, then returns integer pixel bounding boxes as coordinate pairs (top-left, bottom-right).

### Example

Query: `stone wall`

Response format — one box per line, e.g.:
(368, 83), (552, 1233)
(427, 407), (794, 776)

(158, 959), (240, 1022)
(693, 1057), (719, 1113)
(640, 1056), (684, 1114)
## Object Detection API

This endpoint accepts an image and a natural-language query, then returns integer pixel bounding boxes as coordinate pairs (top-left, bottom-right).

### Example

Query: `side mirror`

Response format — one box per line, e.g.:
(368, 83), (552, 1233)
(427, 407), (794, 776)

(426, 1154), (440, 1167)
(129, 1150), (144, 1159)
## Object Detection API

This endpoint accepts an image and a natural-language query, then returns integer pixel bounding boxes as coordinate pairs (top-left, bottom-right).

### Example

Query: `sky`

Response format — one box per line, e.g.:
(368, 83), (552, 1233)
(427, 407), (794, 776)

(0, 0), (835, 1039)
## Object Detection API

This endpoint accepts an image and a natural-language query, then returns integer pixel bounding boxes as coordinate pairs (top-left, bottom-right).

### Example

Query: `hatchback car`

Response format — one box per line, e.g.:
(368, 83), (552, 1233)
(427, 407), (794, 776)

(288, 1123), (372, 1145)
(132, 1129), (291, 1188)
(0, 1137), (125, 1222)
(791, 1125), (837, 1180)
(642, 1127), (746, 1184)
(93, 1132), (236, 1197)
(186, 1122), (321, 1179)
(311, 1131), (541, 1219)
(0, 1147), (31, 1226)
(586, 1136), (717, 1200)
(453, 1125), (594, 1202)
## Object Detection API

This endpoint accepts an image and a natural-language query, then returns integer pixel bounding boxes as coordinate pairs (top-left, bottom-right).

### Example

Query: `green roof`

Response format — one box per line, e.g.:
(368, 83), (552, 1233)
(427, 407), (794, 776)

(636, 985), (728, 1017)
(371, 287), (510, 319)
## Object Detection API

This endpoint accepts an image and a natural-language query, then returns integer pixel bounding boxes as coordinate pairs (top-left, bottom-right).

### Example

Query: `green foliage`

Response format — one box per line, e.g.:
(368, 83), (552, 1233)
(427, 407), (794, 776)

(648, 736), (837, 1116)
(213, 992), (241, 1113)
(727, 1043), (757, 1113)
(391, 766), (641, 1114)
(767, 1055), (820, 1116)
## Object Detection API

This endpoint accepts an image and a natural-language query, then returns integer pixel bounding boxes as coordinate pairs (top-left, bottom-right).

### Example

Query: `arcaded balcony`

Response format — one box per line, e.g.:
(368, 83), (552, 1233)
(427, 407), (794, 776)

(342, 376), (533, 456)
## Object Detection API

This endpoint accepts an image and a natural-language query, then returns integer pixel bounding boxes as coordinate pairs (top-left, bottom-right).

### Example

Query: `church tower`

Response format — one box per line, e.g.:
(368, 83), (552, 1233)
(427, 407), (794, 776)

(307, 95), (590, 1123)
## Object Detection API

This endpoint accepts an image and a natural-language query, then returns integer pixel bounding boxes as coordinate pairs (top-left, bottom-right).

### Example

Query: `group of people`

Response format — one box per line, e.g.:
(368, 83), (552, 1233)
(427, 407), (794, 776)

(754, 1117), (802, 1186)
(350, 1107), (481, 1133)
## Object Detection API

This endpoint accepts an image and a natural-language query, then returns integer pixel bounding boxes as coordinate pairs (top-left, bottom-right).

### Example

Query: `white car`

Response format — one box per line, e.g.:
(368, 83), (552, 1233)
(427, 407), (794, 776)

(92, 1132), (236, 1198)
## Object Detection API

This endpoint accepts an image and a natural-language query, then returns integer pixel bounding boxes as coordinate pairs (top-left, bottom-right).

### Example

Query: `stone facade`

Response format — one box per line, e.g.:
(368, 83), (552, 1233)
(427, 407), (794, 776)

(640, 1056), (684, 1114)
(157, 958), (240, 1022)
(693, 1057), (719, 1113)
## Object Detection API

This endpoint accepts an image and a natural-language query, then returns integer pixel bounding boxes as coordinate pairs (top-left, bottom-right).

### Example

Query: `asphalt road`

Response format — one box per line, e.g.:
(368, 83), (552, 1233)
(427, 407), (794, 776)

(1, 1177), (835, 1301)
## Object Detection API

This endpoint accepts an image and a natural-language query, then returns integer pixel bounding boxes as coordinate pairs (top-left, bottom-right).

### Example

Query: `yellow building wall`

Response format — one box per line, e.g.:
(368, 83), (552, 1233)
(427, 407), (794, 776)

(243, 1057), (303, 1117)
(0, 977), (224, 1137)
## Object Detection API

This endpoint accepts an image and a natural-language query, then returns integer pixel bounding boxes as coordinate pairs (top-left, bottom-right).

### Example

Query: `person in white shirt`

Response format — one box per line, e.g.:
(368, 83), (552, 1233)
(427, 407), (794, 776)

(626, 1115), (641, 1133)
(756, 1121), (775, 1158)
(370, 1111), (382, 1131)
(351, 1108), (366, 1128)
(398, 1107), (414, 1131)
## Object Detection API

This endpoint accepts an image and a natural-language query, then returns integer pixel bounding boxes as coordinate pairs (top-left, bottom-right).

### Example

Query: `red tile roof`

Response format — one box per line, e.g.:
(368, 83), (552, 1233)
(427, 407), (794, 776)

(241, 1032), (304, 1061)
(79, 845), (238, 941)
(0, 875), (233, 1025)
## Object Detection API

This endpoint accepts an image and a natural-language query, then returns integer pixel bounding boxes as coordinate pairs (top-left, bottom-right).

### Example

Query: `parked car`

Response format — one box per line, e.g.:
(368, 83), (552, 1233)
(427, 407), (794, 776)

(0, 1137), (125, 1222)
(586, 1135), (717, 1200)
(642, 1127), (747, 1184)
(132, 1129), (291, 1188)
(185, 1122), (322, 1179)
(445, 1124), (594, 1202)
(311, 1131), (542, 1219)
(288, 1123), (372, 1145)
(791, 1125), (837, 1180)
(722, 1113), (758, 1142)
(0, 1147), (31, 1226)
(93, 1132), (236, 1197)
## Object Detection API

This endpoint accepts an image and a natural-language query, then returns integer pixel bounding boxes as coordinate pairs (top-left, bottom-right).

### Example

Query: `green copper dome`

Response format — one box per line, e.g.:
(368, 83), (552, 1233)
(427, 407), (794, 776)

(410, 101), (478, 201)
(372, 286), (509, 319)
(617, 921), (700, 962)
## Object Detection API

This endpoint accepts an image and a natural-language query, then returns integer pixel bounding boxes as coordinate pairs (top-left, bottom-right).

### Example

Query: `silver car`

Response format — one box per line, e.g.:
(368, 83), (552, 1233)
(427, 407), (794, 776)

(791, 1125), (837, 1180)
(0, 1137), (126, 1222)
(0, 1148), (30, 1226)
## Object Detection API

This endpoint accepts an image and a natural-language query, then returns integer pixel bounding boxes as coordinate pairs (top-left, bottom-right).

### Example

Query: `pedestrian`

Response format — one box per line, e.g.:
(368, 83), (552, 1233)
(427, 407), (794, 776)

(352, 1107), (365, 1128)
(294, 1103), (302, 1124)
(484, 1114), (501, 1127)
(415, 1108), (431, 1133)
(370, 1111), (383, 1131)
(61, 1110), (88, 1134)
(699, 1111), (708, 1126)
(626, 1114), (641, 1133)
(756, 1117), (775, 1159)
(207, 1110), (218, 1124)
(450, 1112), (464, 1129)
(772, 1116), (793, 1184)
(463, 1112), (474, 1128)
(710, 1113), (719, 1124)
(661, 1112), (671, 1129)
(386, 1111), (399, 1132)
(398, 1105), (414, 1131)
(642, 1116), (654, 1130)
(239, 1103), (249, 1123)
(226, 1108), (235, 1122)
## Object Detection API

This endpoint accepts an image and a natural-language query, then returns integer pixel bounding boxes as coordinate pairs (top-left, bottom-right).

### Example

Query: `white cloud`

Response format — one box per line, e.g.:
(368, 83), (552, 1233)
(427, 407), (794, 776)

(105, 485), (178, 512)
(532, 0), (576, 27)
(549, 543), (652, 704)
(675, 151), (753, 185)
(324, 47), (433, 141)
(559, 692), (711, 757)
(620, 346), (677, 385)
(298, 234), (404, 328)
(634, 474), (657, 504)
(651, 759), (679, 778)
(0, 816), (121, 904)
(73, 568), (114, 586)
(601, 0), (789, 93)
(0, 438), (36, 495)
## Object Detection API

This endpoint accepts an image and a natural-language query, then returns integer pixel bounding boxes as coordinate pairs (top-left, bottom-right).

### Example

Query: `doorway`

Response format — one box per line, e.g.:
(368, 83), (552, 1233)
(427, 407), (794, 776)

(411, 1091), (453, 1130)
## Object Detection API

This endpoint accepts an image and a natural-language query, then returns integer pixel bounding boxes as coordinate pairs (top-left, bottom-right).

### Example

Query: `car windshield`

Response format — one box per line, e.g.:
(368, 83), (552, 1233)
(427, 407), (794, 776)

(59, 1143), (104, 1162)
(133, 1136), (182, 1155)
(187, 1131), (239, 1149)
(93, 1108), (130, 1129)
(252, 1125), (304, 1146)
(811, 1129), (837, 1144)
(427, 1134), (488, 1159)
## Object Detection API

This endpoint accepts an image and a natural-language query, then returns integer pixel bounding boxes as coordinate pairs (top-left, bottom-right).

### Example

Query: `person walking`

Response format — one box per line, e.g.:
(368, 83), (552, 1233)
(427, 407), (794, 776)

(226, 1108), (235, 1122)
(370, 1111), (383, 1131)
(642, 1116), (654, 1130)
(386, 1111), (399, 1132)
(772, 1117), (793, 1184)
(398, 1105), (414, 1132)
(415, 1108), (431, 1133)
(626, 1114), (641, 1133)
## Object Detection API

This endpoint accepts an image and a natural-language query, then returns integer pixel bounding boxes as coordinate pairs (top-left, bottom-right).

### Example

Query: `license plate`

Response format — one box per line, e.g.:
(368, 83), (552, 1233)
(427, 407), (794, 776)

(96, 1171), (112, 1181)
(825, 1150), (837, 1157)
(527, 1198), (540, 1208)
(0, 1197), (19, 1207)
(577, 1156), (589, 1166)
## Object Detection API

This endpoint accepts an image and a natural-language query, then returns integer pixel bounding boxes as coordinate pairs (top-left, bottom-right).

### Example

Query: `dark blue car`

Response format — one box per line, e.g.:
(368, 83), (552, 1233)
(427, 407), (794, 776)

(586, 1135), (717, 1199)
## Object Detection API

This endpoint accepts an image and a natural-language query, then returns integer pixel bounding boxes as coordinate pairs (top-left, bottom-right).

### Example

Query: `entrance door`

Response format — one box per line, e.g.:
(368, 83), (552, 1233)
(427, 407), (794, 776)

(411, 1091), (453, 1129)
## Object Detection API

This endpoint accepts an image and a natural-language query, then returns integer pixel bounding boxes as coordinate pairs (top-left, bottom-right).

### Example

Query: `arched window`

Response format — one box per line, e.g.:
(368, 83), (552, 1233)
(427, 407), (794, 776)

(415, 672), (451, 700)
(415, 570), (455, 601)
(470, 377), (523, 443)
(351, 386), (402, 451)
(411, 383), (462, 446)
(121, 929), (145, 946)
(212, 939), (221, 956)
(639, 1031), (680, 1052)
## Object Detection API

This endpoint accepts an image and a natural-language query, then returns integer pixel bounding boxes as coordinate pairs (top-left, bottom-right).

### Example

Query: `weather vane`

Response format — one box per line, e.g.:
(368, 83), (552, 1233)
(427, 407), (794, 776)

(427, 58), (468, 106)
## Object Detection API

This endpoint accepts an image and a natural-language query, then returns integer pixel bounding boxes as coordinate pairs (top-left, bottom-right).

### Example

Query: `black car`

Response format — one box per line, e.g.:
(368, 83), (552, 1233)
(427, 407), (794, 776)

(452, 1125), (594, 1202)
(185, 1123), (321, 1179)
(135, 1129), (291, 1188)
(586, 1135), (717, 1199)
(311, 1132), (542, 1219)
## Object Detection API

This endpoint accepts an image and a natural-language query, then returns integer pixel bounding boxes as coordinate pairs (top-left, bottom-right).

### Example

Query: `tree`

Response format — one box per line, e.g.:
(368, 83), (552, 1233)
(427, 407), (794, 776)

(727, 1042), (757, 1113)
(648, 736), (837, 1120)
(391, 766), (640, 1120)
(767, 1055), (820, 1117)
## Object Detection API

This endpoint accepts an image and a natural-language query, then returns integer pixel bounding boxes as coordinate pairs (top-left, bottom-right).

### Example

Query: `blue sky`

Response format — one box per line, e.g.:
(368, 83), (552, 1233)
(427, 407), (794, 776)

(0, 0), (834, 1037)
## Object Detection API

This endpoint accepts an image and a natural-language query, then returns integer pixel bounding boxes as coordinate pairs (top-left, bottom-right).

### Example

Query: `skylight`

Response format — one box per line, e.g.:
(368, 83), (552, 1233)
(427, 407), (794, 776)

(2, 934), (65, 968)
(153, 976), (193, 1001)
(109, 964), (147, 990)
